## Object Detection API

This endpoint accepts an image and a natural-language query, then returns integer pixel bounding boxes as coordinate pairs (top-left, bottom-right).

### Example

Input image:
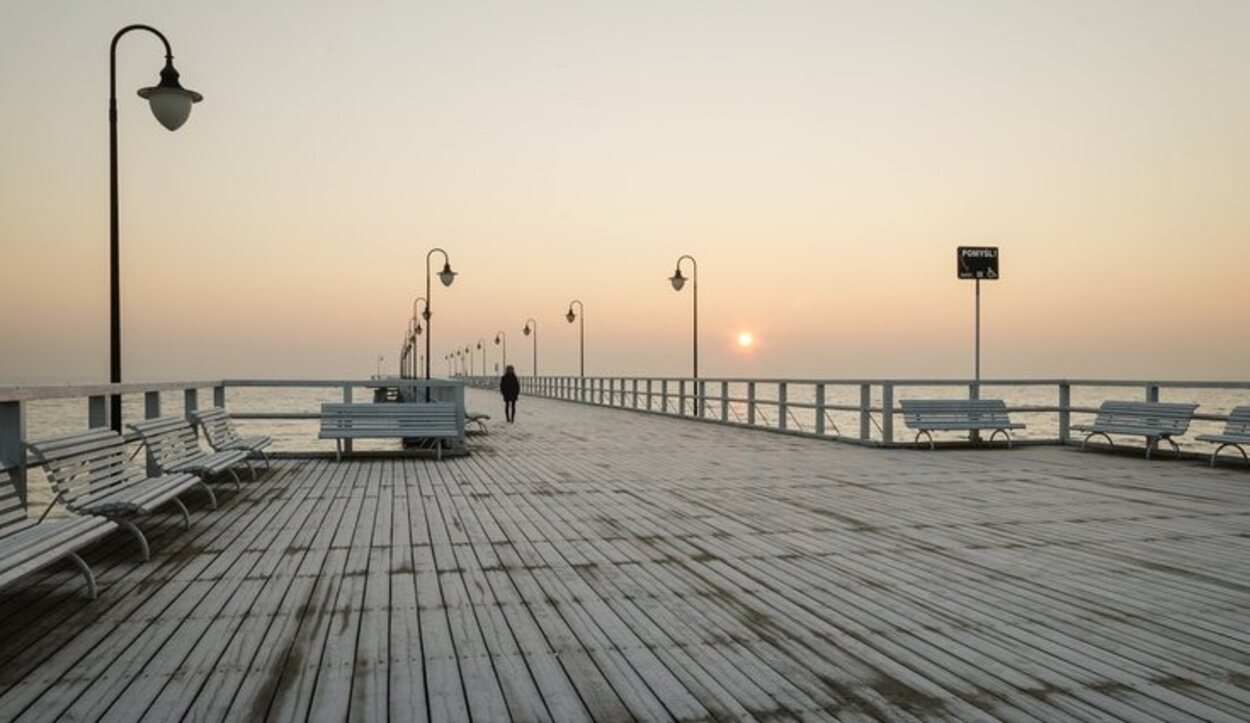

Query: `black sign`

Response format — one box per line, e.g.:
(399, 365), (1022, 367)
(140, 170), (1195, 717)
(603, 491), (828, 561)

(957, 246), (999, 280)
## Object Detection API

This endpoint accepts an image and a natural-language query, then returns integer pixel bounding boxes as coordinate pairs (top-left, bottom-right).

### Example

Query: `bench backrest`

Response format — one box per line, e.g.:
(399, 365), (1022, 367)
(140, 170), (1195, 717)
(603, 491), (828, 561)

(1220, 406), (1250, 437)
(1093, 401), (1198, 434)
(320, 402), (459, 434)
(25, 429), (148, 509)
(0, 470), (30, 537)
(900, 399), (1013, 425)
(191, 407), (241, 448)
(129, 416), (205, 470)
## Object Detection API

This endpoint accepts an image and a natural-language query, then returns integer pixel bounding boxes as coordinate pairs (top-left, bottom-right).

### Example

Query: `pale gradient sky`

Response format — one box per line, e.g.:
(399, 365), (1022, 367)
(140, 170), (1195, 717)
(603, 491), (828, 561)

(2, 0), (1247, 384)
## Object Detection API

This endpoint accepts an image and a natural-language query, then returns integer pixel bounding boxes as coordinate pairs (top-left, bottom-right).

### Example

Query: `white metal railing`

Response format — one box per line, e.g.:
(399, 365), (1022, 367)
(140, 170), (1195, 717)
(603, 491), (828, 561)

(0, 378), (465, 505)
(461, 374), (1250, 453)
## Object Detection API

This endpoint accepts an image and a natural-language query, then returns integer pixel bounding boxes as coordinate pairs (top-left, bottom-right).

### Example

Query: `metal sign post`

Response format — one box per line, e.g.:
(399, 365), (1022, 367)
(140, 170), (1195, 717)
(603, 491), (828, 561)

(957, 246), (1000, 390)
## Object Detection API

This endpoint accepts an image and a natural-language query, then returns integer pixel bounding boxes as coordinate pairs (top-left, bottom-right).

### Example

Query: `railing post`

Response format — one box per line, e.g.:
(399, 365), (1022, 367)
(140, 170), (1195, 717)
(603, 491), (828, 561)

(661, 380), (669, 414)
(698, 380), (707, 418)
(144, 391), (161, 419)
(0, 401), (27, 505)
(609, 379), (616, 407)
(1058, 382), (1071, 444)
(646, 380), (653, 411)
(881, 383), (894, 446)
(815, 383), (826, 436)
(342, 383), (353, 455)
(184, 388), (198, 420)
(968, 382), (980, 443)
(859, 384), (871, 441)
(678, 380), (687, 416)
(747, 382), (757, 426)
(778, 382), (788, 430)
(213, 384), (226, 408)
(721, 381), (729, 422)
(1146, 383), (1160, 403)
(89, 395), (109, 428)
(632, 379), (639, 409)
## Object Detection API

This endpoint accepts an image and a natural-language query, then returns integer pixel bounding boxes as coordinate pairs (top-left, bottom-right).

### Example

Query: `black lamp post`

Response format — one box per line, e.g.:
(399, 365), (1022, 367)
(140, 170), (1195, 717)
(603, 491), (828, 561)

(523, 318), (538, 377)
(410, 297), (427, 378)
(566, 299), (585, 378)
(669, 255), (699, 379)
(476, 338), (487, 376)
(494, 331), (507, 372)
(109, 25), (202, 431)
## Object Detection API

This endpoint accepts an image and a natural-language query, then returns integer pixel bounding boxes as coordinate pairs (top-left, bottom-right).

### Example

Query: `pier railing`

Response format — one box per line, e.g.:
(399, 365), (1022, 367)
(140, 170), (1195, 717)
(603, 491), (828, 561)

(0, 378), (463, 505)
(463, 375), (1250, 451)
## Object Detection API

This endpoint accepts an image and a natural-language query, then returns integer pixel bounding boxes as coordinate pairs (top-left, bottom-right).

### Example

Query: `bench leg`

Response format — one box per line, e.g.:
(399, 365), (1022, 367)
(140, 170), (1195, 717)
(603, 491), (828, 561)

(227, 467), (243, 490)
(117, 519), (151, 561)
(172, 497), (192, 529)
(66, 552), (99, 600)
(243, 460), (258, 482)
(196, 481), (219, 510)
(1211, 443), (1249, 467)
(437, 440), (443, 461)
(990, 429), (1012, 449)
(335, 440), (342, 463)
(1161, 436), (1181, 459)
(1145, 436), (1157, 460)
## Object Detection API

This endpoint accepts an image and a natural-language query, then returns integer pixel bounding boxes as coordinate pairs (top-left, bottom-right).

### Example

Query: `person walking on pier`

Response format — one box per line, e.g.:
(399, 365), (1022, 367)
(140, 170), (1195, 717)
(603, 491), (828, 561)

(500, 365), (520, 423)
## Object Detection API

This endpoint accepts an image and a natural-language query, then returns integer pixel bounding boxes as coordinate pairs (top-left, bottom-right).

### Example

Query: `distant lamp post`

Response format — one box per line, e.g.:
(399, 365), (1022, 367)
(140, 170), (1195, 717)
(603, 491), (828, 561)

(476, 338), (487, 376)
(566, 299), (585, 378)
(376, 355), (384, 379)
(423, 249), (456, 382)
(465, 346), (474, 378)
(669, 254), (698, 379)
(494, 331), (507, 372)
(410, 297), (427, 377)
(523, 318), (538, 377)
(108, 24), (202, 432)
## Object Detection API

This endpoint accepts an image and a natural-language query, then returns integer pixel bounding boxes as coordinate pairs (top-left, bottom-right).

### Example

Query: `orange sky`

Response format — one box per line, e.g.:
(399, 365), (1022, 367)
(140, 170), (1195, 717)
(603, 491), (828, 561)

(2, 1), (1248, 383)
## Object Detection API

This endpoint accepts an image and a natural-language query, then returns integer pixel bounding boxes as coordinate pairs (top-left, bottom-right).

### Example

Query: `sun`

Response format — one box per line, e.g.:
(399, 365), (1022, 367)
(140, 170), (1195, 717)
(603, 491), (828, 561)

(736, 331), (754, 348)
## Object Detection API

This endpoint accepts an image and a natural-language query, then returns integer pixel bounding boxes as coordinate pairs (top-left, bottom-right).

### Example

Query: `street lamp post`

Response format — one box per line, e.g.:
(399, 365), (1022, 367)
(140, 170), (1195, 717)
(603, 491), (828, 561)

(669, 255), (699, 380)
(108, 24), (202, 432)
(523, 318), (538, 378)
(465, 346), (474, 379)
(476, 338), (487, 376)
(410, 297), (427, 378)
(566, 300), (585, 379)
(494, 331), (507, 373)
(376, 355), (384, 379)
(424, 249), (455, 400)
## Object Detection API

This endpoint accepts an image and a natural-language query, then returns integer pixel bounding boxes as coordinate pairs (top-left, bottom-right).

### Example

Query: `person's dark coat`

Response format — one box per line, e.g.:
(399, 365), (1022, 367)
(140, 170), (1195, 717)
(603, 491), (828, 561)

(500, 371), (520, 401)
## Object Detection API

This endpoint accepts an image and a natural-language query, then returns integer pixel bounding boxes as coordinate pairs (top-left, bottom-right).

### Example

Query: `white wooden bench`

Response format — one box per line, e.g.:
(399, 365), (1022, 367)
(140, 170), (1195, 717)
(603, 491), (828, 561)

(900, 399), (1025, 449)
(190, 407), (272, 468)
(319, 403), (461, 461)
(1073, 400), (1198, 459)
(1, 469), (117, 600)
(26, 429), (211, 561)
(130, 416), (255, 488)
(1196, 405), (1250, 467)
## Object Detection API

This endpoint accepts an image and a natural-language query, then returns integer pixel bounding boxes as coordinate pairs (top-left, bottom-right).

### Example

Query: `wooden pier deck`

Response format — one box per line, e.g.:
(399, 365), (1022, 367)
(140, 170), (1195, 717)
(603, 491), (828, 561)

(0, 388), (1247, 722)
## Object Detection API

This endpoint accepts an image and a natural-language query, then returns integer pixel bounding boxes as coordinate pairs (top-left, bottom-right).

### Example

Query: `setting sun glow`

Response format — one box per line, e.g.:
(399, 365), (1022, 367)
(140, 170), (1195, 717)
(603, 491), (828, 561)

(736, 331), (754, 348)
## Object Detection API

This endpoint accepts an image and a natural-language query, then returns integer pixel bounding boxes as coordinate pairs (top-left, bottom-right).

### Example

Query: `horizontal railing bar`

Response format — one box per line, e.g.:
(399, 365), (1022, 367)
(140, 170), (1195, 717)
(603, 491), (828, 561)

(0, 380), (223, 403)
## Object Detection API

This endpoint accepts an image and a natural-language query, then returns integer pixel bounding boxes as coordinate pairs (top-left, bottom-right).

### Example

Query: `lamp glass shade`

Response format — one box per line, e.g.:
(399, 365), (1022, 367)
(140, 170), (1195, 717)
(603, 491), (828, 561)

(495, 335), (501, 344)
(438, 262), (457, 287)
(669, 270), (686, 291)
(566, 310), (576, 323)
(415, 324), (423, 334)
(523, 325), (531, 336)
(139, 86), (197, 130)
